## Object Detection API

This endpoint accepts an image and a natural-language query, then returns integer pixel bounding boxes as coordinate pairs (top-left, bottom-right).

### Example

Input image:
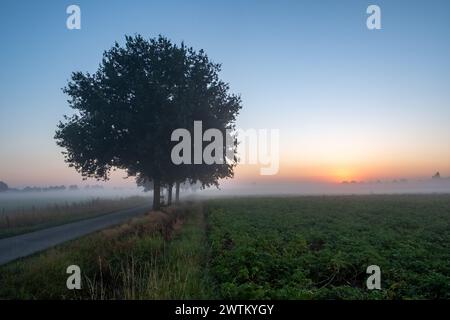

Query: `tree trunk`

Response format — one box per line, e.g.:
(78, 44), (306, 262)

(153, 179), (161, 210)
(168, 184), (173, 205)
(175, 181), (180, 203)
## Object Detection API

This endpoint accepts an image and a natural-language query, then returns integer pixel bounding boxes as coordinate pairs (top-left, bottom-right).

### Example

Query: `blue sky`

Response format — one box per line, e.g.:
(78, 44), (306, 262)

(1, 0), (450, 187)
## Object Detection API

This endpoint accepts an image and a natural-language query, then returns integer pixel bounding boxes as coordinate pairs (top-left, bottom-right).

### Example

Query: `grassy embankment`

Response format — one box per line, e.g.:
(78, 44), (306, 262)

(0, 202), (213, 299)
(0, 196), (149, 238)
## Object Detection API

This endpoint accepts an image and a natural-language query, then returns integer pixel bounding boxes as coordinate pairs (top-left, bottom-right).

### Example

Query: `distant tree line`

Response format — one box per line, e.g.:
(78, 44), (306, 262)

(0, 183), (104, 193)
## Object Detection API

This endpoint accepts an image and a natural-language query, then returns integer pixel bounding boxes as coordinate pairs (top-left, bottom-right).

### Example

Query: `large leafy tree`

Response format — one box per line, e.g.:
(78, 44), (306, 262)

(55, 35), (241, 209)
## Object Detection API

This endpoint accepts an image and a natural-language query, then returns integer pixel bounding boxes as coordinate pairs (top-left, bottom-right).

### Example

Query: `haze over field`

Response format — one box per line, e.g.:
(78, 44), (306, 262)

(0, 188), (146, 211)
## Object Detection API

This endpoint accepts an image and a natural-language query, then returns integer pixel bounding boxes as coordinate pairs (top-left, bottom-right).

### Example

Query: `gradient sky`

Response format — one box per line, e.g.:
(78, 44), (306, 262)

(1, 0), (450, 187)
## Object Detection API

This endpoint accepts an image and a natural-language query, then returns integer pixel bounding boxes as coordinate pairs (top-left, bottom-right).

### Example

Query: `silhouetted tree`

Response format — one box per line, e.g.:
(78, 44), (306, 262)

(55, 35), (241, 210)
(432, 172), (441, 179)
(170, 48), (242, 201)
(0, 181), (8, 192)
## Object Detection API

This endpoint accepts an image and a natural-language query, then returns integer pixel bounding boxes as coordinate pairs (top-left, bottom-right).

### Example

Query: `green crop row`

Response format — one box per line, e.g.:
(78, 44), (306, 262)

(205, 195), (450, 299)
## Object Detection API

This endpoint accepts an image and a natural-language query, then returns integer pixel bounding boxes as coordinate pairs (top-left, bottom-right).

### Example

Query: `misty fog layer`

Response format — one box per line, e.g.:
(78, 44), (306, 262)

(195, 179), (450, 197)
(0, 188), (147, 211)
(2, 179), (450, 212)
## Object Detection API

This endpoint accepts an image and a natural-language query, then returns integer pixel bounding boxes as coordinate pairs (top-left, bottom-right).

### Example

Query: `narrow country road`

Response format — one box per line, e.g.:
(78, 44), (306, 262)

(0, 204), (152, 265)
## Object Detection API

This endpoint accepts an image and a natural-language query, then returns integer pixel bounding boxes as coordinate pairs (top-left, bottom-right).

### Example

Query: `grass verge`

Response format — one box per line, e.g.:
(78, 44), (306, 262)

(0, 202), (213, 299)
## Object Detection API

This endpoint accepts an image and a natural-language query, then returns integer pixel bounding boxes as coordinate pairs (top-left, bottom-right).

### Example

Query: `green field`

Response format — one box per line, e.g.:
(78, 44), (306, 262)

(0, 195), (449, 299)
(206, 195), (450, 299)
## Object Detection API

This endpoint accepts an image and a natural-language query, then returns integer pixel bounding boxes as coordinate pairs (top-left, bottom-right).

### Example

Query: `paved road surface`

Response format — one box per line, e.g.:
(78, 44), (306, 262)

(0, 204), (151, 265)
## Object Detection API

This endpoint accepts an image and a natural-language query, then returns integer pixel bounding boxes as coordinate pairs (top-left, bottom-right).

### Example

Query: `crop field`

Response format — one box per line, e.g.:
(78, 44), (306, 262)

(0, 195), (449, 300)
(205, 195), (450, 299)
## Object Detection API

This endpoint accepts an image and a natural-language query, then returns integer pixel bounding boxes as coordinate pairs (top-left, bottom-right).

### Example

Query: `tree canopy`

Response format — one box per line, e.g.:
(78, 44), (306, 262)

(55, 35), (241, 209)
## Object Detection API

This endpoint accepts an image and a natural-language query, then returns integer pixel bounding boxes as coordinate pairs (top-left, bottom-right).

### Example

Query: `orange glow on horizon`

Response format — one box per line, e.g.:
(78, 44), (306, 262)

(232, 157), (450, 184)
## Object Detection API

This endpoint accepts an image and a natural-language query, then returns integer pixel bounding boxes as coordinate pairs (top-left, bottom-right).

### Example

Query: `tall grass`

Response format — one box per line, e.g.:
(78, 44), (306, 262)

(0, 196), (149, 238)
(0, 203), (214, 299)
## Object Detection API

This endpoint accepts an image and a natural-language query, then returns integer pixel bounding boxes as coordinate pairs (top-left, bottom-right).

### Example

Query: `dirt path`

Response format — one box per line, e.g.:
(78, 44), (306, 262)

(0, 204), (151, 265)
